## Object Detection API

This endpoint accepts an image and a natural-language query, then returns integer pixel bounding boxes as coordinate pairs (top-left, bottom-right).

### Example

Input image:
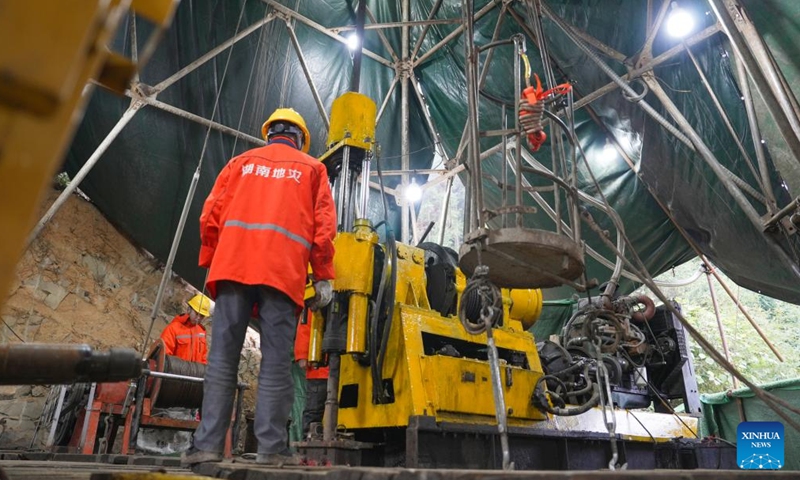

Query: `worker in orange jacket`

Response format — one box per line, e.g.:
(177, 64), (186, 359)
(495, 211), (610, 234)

(160, 293), (213, 364)
(184, 108), (336, 467)
(294, 309), (329, 439)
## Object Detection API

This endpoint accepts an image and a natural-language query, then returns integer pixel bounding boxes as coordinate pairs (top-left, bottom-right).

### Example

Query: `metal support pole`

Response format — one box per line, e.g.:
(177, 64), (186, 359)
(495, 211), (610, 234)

(411, 0), (444, 60)
(45, 385), (68, 448)
(28, 101), (144, 244)
(350, 0), (367, 93)
(78, 383), (97, 452)
(735, 53), (777, 208)
(286, 23), (330, 129)
(401, 0), (411, 244)
(513, 36), (523, 228)
(684, 42), (771, 205)
(266, 0), (394, 69)
(709, 0), (800, 167)
(153, 14), (276, 93)
(323, 353), (340, 442)
(644, 78), (800, 279)
(376, 75), (399, 124)
(360, 155), (371, 218)
(437, 176), (454, 245)
(464, 0), (483, 231)
(486, 323), (513, 470)
(704, 266), (738, 388)
(414, 1), (498, 67)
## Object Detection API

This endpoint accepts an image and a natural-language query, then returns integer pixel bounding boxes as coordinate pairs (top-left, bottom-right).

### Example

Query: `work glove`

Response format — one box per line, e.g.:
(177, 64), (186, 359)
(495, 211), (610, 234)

(307, 280), (333, 311)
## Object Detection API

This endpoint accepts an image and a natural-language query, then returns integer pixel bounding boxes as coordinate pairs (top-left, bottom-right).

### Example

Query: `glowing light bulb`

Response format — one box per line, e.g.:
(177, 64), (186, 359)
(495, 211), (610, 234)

(404, 179), (422, 203)
(666, 5), (695, 38)
(346, 33), (360, 52)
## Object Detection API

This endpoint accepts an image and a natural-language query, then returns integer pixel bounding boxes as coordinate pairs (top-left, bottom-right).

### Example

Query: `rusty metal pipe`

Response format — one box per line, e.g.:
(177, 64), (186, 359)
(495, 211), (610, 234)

(0, 344), (142, 385)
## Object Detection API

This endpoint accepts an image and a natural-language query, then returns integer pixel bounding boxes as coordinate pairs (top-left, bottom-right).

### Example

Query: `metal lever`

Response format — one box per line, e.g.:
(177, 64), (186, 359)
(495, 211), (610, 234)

(484, 307), (514, 471)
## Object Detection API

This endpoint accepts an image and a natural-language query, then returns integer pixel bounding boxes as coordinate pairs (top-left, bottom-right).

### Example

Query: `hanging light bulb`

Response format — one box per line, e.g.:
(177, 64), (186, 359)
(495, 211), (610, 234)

(666, 2), (695, 39)
(346, 33), (360, 52)
(404, 179), (422, 204)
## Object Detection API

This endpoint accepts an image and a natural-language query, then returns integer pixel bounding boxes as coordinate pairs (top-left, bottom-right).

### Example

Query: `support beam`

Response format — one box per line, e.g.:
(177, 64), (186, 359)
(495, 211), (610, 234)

(411, 0), (445, 60)
(365, 6), (399, 63)
(265, 0), (394, 69)
(540, 2), (627, 64)
(414, 1), (498, 67)
(153, 13), (276, 93)
(128, 90), (266, 146)
(401, 0), (411, 244)
(570, 25), (720, 113)
(285, 22), (330, 129)
(376, 74), (399, 124)
(28, 101), (144, 244)
(333, 17), (459, 33)
(709, 0), (800, 167)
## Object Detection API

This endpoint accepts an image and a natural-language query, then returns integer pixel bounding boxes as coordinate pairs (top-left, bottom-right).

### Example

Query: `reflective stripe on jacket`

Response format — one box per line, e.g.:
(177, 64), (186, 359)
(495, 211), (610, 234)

(160, 314), (208, 364)
(199, 142), (336, 306)
(294, 310), (329, 380)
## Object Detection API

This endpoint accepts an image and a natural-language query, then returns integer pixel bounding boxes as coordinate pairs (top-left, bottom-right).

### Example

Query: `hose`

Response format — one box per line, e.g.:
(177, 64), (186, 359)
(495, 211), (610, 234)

(458, 266), (502, 335)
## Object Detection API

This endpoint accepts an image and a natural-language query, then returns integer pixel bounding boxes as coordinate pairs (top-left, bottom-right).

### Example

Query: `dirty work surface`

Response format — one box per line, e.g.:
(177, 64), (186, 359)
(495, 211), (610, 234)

(194, 462), (799, 479)
(0, 459), (200, 479)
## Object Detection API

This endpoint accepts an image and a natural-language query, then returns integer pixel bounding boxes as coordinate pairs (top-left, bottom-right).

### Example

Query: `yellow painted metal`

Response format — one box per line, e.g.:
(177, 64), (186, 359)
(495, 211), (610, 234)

(0, 0), (143, 314)
(347, 293), (369, 353)
(331, 219), (377, 355)
(508, 288), (543, 329)
(308, 310), (325, 364)
(325, 92), (377, 151)
(336, 247), (548, 430)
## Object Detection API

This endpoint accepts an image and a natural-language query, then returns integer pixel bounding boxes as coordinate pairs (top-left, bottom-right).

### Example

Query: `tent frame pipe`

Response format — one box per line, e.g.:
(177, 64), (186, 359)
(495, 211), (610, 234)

(129, 91), (266, 146)
(410, 74), (451, 163)
(709, 0), (800, 166)
(265, 0), (393, 69)
(684, 42), (770, 204)
(629, 0), (671, 66)
(643, 78), (800, 280)
(401, 0), (411, 244)
(376, 75), (399, 124)
(564, 25), (720, 113)
(28, 101), (144, 244)
(704, 265), (738, 388)
(414, 1), (498, 67)
(539, 3), (626, 64)
(437, 177), (454, 245)
(734, 53), (779, 211)
(153, 13), (276, 93)
(334, 17), (460, 33)
(286, 22), (330, 129)
(365, 6), (399, 63)
(464, 0), (483, 231)
(411, 0), (445, 60)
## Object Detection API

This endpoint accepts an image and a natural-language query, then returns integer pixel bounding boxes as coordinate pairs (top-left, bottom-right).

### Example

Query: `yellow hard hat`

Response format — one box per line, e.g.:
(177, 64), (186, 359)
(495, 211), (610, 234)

(261, 108), (311, 153)
(187, 293), (213, 317)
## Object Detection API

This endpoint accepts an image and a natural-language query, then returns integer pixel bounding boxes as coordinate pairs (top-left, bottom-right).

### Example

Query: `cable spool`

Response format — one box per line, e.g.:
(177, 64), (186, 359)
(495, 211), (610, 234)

(147, 340), (205, 409)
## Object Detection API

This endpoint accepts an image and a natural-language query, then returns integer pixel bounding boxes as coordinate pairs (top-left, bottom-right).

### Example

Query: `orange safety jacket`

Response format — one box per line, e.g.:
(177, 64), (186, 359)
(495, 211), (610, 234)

(199, 140), (336, 307)
(294, 310), (329, 380)
(160, 314), (208, 364)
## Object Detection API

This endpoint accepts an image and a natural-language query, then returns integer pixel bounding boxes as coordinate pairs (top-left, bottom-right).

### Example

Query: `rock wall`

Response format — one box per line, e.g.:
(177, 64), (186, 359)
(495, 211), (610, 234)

(0, 189), (260, 450)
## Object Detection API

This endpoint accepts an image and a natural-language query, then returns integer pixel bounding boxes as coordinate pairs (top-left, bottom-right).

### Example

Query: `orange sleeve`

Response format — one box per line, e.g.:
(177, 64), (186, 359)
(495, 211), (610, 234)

(160, 320), (178, 356)
(199, 161), (234, 268)
(309, 164), (336, 281)
(294, 310), (311, 361)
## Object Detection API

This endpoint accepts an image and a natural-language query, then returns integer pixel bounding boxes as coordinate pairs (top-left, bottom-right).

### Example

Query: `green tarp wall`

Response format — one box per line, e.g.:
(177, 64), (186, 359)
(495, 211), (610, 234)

(700, 378), (800, 470)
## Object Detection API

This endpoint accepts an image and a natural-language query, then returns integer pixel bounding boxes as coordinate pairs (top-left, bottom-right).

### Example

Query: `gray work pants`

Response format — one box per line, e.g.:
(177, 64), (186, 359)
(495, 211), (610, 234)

(193, 280), (296, 455)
